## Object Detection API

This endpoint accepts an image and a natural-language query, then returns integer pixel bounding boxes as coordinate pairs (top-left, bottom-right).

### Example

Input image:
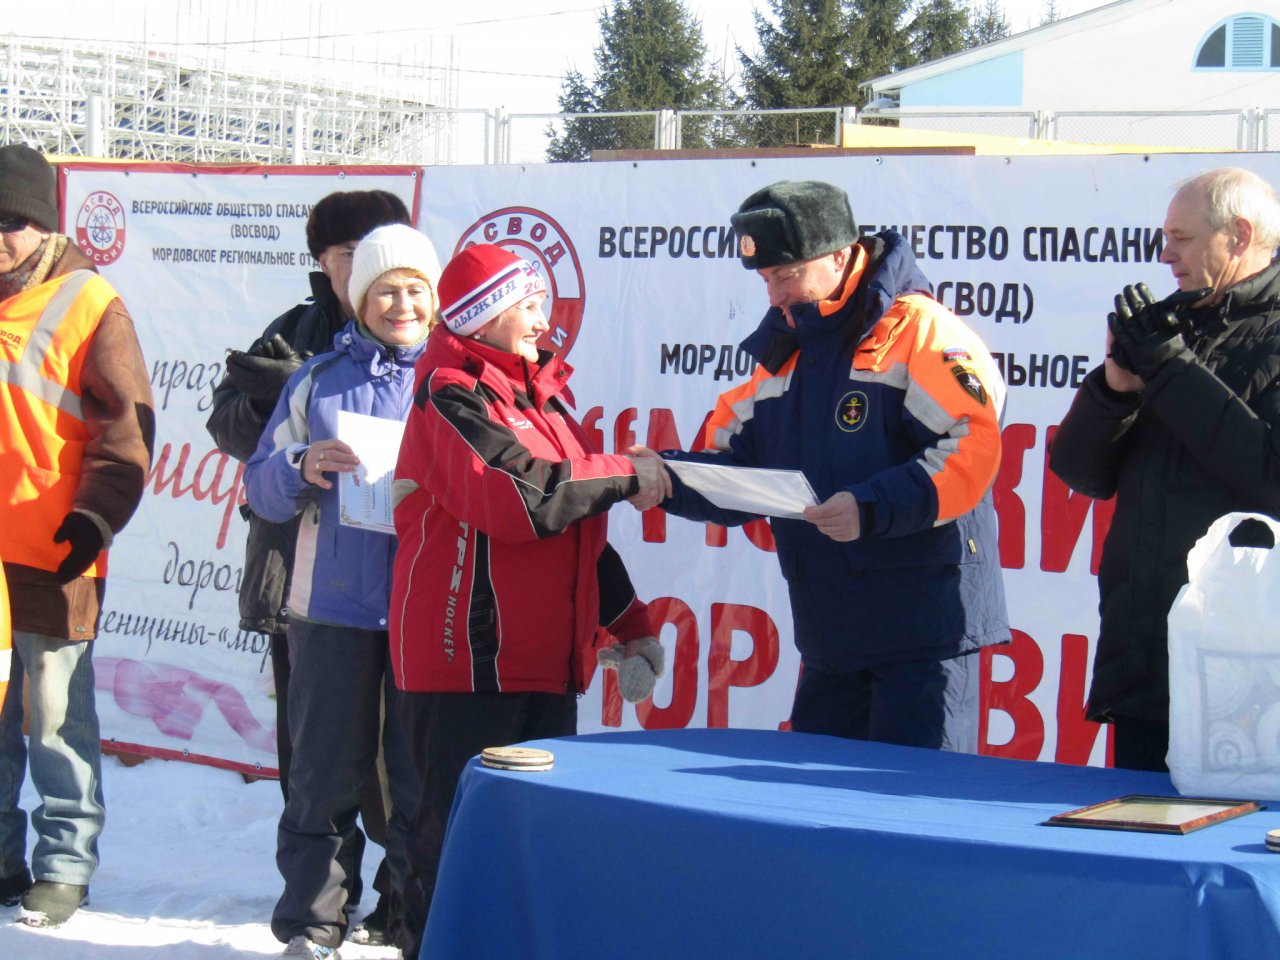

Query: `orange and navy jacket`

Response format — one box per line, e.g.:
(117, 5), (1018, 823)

(663, 231), (1010, 670)
(389, 325), (652, 695)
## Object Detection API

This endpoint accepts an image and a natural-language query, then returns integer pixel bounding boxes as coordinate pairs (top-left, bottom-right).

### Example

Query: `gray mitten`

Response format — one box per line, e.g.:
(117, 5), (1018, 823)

(597, 636), (665, 703)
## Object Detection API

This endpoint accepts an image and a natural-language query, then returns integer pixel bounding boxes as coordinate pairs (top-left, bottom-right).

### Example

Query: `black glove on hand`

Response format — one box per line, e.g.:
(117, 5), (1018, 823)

(53, 511), (105, 584)
(225, 334), (303, 402)
(1106, 283), (1195, 382)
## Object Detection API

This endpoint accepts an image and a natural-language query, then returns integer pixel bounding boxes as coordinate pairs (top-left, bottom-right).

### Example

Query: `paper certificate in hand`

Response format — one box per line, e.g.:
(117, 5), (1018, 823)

(336, 410), (405, 535)
(664, 459), (818, 519)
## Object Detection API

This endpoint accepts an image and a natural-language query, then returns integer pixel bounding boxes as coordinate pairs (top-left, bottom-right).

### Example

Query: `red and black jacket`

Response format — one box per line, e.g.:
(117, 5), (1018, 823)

(390, 324), (651, 694)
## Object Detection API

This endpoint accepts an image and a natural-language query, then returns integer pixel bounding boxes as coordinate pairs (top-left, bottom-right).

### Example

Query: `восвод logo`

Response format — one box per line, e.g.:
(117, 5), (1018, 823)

(75, 191), (127, 266)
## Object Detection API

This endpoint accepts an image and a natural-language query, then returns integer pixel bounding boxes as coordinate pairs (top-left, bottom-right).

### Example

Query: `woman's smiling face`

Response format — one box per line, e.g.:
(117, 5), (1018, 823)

(474, 292), (549, 361)
(361, 268), (435, 345)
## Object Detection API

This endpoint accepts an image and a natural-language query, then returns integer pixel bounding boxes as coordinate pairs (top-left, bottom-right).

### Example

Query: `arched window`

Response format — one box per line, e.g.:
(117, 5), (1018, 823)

(1195, 15), (1280, 69)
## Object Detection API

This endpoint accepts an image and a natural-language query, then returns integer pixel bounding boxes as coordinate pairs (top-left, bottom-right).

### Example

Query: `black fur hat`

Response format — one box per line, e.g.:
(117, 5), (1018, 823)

(305, 189), (411, 259)
(730, 180), (858, 270)
(0, 144), (59, 233)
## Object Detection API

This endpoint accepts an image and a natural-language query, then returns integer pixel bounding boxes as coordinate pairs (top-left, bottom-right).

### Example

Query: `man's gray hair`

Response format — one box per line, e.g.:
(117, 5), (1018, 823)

(1177, 167), (1280, 250)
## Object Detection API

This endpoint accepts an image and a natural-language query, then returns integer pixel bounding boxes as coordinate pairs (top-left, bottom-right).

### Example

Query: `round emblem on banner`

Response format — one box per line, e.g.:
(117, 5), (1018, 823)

(836, 390), (869, 433)
(453, 207), (585, 359)
(74, 191), (127, 266)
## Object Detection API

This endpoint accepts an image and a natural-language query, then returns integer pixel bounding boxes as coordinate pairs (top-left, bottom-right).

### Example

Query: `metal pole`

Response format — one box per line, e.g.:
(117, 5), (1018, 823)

(839, 106), (856, 145)
(292, 104), (305, 164)
(85, 95), (107, 158)
(657, 109), (676, 150)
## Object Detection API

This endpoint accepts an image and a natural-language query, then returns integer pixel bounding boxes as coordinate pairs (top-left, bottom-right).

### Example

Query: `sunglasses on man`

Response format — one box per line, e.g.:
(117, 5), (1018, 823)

(0, 215), (30, 233)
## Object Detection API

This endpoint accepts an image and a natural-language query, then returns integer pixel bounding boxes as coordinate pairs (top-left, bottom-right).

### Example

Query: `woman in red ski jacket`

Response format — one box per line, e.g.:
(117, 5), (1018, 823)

(388, 243), (666, 957)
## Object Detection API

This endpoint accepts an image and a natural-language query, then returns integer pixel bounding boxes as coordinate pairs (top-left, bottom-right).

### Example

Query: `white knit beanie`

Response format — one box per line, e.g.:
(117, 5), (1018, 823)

(348, 224), (442, 314)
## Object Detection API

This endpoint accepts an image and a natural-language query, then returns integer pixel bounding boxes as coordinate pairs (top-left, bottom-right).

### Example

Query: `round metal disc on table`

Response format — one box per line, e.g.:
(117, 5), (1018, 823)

(481, 746), (555, 771)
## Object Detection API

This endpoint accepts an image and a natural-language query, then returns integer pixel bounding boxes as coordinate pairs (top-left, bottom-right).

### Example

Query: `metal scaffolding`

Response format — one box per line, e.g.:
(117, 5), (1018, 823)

(0, 32), (481, 164)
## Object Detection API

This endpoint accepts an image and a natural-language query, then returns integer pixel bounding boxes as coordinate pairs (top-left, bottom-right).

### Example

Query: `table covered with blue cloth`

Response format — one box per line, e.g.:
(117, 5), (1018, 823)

(420, 729), (1280, 959)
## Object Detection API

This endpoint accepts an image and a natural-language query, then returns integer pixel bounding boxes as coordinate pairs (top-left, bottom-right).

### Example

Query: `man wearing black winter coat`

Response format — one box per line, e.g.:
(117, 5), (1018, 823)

(1050, 167), (1280, 772)
(205, 189), (411, 943)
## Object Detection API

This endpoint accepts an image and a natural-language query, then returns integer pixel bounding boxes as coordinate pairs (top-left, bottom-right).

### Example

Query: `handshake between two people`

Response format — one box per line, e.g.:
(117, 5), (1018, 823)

(624, 445), (672, 511)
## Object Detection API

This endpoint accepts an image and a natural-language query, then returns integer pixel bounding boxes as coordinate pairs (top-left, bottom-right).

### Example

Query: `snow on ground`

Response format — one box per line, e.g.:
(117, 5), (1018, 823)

(0, 755), (401, 959)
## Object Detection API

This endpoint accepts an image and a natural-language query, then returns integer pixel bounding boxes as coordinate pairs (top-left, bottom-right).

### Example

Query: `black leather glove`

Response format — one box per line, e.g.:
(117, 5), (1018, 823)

(1106, 284), (1200, 382)
(225, 334), (304, 403)
(53, 512), (105, 584)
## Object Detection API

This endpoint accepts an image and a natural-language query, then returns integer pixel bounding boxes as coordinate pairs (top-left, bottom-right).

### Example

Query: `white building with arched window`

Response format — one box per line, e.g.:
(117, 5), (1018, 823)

(1195, 12), (1280, 69)
(864, 0), (1280, 149)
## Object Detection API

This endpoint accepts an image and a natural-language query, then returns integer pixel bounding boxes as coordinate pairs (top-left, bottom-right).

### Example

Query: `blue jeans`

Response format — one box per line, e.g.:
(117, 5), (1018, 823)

(0, 631), (105, 885)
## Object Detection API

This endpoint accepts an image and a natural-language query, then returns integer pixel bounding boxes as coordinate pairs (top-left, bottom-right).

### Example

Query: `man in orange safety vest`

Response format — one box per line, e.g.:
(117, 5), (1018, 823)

(0, 144), (154, 929)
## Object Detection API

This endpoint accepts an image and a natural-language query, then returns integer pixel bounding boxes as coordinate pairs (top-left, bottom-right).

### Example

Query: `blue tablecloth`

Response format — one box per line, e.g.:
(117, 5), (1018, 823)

(421, 729), (1280, 959)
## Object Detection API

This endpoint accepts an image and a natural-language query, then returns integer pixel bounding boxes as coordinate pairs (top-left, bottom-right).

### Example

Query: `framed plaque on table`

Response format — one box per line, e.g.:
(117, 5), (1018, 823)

(1043, 795), (1262, 835)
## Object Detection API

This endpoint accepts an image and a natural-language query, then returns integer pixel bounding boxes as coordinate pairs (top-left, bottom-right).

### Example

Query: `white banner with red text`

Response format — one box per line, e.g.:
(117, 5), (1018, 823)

(57, 153), (1278, 773)
(57, 163), (421, 775)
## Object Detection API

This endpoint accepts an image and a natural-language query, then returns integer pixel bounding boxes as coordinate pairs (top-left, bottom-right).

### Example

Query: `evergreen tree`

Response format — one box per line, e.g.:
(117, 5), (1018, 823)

(547, 0), (725, 162)
(851, 0), (915, 84)
(742, 0), (931, 108)
(740, 0), (864, 111)
(1041, 0), (1060, 25)
(966, 0), (1010, 46)
(546, 69), (599, 164)
(904, 0), (971, 66)
(738, 0), (913, 141)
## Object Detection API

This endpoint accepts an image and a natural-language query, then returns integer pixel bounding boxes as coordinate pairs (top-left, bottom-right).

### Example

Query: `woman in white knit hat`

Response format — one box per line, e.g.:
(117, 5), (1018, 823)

(387, 242), (669, 960)
(245, 223), (440, 960)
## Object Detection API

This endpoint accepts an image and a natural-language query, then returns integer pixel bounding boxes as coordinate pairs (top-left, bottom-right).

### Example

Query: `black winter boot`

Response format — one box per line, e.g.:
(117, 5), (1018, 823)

(0, 867), (32, 907)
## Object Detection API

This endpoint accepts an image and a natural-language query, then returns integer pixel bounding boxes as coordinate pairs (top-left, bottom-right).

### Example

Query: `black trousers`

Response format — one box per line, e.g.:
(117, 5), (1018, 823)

(271, 628), (393, 915)
(270, 631), (293, 799)
(270, 621), (418, 949)
(395, 690), (577, 960)
(1111, 715), (1170, 772)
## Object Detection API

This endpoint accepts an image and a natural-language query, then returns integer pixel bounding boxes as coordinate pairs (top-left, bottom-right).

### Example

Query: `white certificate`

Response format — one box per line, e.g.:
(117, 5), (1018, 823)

(335, 410), (405, 535)
(664, 459), (819, 519)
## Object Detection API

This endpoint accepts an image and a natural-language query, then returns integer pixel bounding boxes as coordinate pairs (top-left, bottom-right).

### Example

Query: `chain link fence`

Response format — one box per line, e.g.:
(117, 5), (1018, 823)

(504, 106), (1265, 164)
(1050, 110), (1250, 151)
(512, 110), (663, 165)
(859, 108), (1041, 140)
(304, 107), (495, 166)
(2, 93), (1270, 164)
(1261, 110), (1280, 151)
(503, 106), (845, 164)
(677, 108), (843, 152)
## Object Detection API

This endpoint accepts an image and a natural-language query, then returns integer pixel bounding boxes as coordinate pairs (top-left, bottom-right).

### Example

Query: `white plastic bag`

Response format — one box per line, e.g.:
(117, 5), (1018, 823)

(1167, 512), (1280, 800)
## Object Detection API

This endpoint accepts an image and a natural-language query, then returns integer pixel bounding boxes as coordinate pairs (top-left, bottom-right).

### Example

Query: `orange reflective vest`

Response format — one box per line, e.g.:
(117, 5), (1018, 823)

(0, 270), (120, 577)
